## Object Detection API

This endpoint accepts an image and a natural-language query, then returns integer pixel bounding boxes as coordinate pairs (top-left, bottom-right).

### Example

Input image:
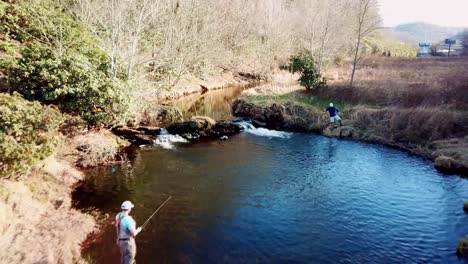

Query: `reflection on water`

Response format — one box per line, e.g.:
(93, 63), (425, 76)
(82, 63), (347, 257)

(172, 85), (246, 120)
(75, 132), (468, 264)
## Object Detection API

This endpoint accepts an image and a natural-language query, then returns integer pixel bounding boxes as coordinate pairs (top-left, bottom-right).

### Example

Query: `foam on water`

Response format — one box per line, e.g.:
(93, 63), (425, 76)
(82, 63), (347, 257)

(236, 121), (293, 138)
(155, 129), (188, 149)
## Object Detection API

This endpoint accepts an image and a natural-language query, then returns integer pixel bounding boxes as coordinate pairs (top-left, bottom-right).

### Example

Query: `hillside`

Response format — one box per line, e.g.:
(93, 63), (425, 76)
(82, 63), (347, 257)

(389, 22), (465, 44)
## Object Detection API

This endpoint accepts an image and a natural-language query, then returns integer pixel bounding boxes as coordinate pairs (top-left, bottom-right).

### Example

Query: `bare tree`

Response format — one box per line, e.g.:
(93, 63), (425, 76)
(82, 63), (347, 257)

(62, 0), (381, 88)
(350, 0), (380, 87)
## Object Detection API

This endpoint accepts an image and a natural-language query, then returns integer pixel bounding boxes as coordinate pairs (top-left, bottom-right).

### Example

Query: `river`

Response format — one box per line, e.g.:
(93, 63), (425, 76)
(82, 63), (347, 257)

(74, 88), (468, 263)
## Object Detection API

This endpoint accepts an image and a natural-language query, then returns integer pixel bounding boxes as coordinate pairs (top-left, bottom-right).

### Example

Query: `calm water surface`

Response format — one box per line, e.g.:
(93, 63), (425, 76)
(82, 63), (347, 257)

(172, 85), (246, 120)
(76, 131), (468, 263)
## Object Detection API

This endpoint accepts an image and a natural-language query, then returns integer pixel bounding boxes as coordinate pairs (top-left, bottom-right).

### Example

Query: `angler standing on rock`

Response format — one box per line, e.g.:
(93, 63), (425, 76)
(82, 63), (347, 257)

(116, 201), (141, 264)
(325, 102), (343, 127)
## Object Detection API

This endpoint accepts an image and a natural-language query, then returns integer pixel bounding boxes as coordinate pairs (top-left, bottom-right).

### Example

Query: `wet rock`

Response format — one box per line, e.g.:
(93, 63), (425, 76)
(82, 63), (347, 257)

(210, 121), (242, 137)
(112, 126), (155, 145)
(112, 126), (141, 136)
(252, 119), (267, 127)
(457, 238), (468, 258)
(136, 126), (161, 136)
(434, 155), (466, 175)
(165, 116), (213, 139)
(232, 99), (326, 132)
(166, 121), (203, 138)
(191, 116), (216, 130)
(264, 103), (286, 129)
(232, 99), (266, 119)
(132, 134), (154, 145)
(464, 201), (468, 213)
(323, 126), (355, 138)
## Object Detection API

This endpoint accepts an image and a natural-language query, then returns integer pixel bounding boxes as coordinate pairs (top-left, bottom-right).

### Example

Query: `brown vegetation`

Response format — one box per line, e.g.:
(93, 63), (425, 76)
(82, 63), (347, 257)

(321, 57), (468, 110)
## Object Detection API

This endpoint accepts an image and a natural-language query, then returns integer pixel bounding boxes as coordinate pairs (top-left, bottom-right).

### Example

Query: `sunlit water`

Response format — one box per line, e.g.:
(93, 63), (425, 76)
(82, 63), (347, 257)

(75, 128), (468, 263)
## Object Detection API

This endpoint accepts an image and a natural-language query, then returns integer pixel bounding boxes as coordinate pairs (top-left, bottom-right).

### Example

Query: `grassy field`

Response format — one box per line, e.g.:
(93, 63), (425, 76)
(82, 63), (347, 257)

(321, 57), (468, 110)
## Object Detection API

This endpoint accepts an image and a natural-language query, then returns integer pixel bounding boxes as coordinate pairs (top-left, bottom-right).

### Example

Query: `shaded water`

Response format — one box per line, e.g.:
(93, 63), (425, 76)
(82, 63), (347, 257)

(76, 131), (468, 263)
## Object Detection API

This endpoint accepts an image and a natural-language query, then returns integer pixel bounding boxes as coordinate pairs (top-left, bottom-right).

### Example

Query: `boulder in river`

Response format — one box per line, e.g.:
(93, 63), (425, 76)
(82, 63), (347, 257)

(322, 126), (356, 138)
(112, 126), (156, 145)
(457, 238), (468, 258)
(167, 116), (241, 139)
(210, 120), (242, 137)
(191, 116), (216, 130)
(434, 155), (466, 175)
(464, 201), (468, 213)
(166, 121), (203, 138)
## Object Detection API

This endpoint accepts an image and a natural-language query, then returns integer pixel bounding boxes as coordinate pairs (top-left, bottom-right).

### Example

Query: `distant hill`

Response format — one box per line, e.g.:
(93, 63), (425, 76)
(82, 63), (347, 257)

(383, 22), (466, 45)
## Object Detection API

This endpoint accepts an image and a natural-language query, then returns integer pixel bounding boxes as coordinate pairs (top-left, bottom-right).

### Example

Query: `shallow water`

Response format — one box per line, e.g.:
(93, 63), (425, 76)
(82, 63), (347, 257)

(76, 130), (468, 263)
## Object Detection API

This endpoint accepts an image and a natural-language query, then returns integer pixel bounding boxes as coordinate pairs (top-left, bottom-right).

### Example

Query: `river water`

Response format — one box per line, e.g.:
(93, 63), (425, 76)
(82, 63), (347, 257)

(75, 89), (468, 264)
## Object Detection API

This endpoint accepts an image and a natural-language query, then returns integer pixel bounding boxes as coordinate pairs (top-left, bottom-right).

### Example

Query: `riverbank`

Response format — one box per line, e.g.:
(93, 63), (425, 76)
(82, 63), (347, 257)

(231, 90), (468, 177)
(0, 131), (118, 263)
(0, 94), (130, 263)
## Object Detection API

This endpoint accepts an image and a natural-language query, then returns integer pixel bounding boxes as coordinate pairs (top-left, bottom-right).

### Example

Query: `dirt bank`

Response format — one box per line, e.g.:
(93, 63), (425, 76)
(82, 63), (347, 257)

(0, 129), (127, 263)
(232, 96), (468, 177)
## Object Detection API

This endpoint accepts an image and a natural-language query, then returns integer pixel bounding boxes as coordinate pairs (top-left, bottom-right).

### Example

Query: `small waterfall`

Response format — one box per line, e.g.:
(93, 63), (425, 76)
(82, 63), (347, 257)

(155, 128), (188, 149)
(235, 121), (293, 139)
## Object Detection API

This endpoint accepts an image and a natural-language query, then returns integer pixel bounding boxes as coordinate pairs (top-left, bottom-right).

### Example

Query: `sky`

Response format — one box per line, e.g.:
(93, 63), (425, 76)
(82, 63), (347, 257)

(379, 0), (468, 27)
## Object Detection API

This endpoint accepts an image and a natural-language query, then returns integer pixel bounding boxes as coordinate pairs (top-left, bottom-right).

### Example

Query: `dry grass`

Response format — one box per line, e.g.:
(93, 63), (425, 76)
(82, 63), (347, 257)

(321, 57), (468, 110)
(73, 130), (126, 168)
(347, 107), (467, 146)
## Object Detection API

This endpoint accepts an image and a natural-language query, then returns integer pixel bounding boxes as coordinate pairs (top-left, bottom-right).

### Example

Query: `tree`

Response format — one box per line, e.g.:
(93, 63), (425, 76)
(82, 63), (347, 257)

(289, 51), (322, 90)
(349, 0), (380, 87)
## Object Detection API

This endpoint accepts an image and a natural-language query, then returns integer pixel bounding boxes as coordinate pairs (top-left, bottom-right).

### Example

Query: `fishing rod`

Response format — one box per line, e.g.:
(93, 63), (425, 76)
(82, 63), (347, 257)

(140, 196), (172, 230)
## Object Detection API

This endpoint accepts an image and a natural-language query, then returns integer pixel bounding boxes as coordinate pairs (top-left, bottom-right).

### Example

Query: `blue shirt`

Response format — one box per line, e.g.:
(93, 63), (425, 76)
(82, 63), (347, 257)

(325, 106), (340, 117)
(116, 212), (136, 239)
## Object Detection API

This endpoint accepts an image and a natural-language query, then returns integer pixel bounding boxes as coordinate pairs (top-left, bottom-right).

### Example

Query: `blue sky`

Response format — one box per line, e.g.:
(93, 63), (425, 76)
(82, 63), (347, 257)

(379, 0), (468, 27)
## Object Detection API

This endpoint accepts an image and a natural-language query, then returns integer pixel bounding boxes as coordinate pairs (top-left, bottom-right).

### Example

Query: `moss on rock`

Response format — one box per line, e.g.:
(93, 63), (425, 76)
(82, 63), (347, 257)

(457, 238), (468, 258)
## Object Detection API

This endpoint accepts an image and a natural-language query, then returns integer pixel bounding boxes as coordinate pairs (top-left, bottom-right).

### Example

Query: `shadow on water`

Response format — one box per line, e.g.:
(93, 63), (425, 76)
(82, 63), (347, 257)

(172, 85), (247, 121)
(74, 131), (468, 264)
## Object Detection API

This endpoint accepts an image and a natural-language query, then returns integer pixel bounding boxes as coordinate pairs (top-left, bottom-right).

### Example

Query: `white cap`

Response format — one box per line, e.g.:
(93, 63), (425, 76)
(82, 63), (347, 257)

(329, 103), (334, 107)
(121, 200), (134, 210)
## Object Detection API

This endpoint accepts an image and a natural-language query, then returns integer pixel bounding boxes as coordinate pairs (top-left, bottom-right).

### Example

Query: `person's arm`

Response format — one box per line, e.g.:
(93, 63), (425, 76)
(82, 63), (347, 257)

(130, 226), (142, 237)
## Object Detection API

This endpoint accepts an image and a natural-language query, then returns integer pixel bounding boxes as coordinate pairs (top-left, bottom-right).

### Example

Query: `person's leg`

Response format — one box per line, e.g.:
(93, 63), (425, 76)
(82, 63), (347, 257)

(119, 241), (126, 264)
(128, 239), (137, 264)
(121, 240), (134, 264)
(336, 115), (343, 126)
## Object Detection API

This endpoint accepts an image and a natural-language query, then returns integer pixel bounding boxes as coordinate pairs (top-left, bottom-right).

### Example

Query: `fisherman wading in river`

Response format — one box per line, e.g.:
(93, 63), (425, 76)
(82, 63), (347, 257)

(116, 201), (141, 264)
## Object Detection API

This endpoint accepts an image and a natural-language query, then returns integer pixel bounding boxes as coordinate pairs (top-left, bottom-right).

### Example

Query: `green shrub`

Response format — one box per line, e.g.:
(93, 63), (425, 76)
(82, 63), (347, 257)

(0, 0), (132, 125)
(288, 51), (323, 90)
(0, 93), (64, 179)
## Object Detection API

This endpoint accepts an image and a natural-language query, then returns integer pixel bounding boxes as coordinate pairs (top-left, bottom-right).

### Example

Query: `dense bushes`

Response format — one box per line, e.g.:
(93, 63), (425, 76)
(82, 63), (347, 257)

(0, 0), (132, 125)
(288, 51), (324, 90)
(0, 93), (64, 179)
